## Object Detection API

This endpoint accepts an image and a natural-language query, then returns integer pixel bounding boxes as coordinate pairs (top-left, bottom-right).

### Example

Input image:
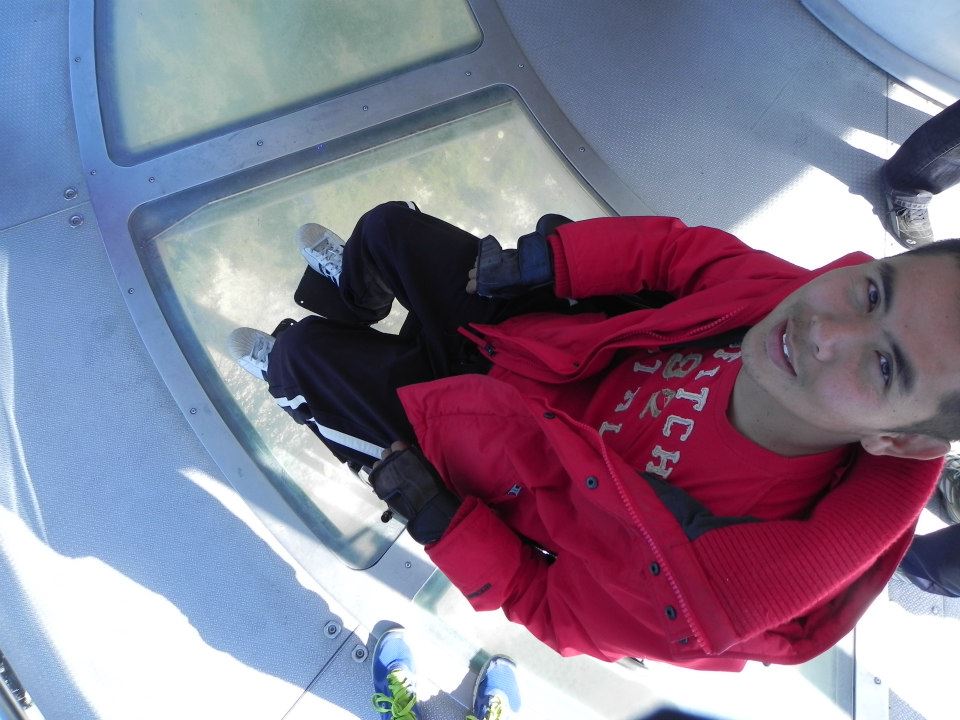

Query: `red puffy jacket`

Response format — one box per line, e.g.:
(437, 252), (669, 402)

(397, 216), (941, 669)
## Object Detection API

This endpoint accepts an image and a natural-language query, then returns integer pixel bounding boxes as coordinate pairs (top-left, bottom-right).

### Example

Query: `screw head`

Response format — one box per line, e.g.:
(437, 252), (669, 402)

(148, 176), (156, 183)
(127, 288), (134, 294)
(518, 63), (524, 69)
(64, 187), (78, 200)
(68, 214), (83, 227)
(874, 677), (882, 685)
(74, 56), (80, 63)
(256, 139), (264, 146)
(578, 146), (586, 152)
(324, 621), (342, 638)
(89, 169), (96, 176)
(465, 70), (472, 76)
(362, 105), (369, 111)
(352, 645), (368, 662)
(404, 561), (412, 569)
(189, 408), (197, 415)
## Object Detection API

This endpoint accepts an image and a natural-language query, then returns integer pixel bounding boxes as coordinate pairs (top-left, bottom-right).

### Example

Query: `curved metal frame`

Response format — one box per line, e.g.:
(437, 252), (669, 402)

(67, 0), (651, 608)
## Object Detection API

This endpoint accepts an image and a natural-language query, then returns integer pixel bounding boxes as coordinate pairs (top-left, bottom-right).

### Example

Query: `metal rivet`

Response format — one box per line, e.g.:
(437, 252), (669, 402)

(465, 70), (472, 76)
(189, 408), (197, 415)
(127, 288), (134, 294)
(89, 169), (96, 176)
(73, 56), (80, 63)
(148, 176), (156, 183)
(518, 63), (524, 69)
(362, 105), (369, 111)
(404, 561), (412, 569)
(579, 146), (586, 152)
(256, 139), (264, 146)
(873, 677), (882, 685)
(324, 621), (342, 639)
(68, 214), (83, 227)
(352, 645), (368, 662)
(63, 187), (78, 200)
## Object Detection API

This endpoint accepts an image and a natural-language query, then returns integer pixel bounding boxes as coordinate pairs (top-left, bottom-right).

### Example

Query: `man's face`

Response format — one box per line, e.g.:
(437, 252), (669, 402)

(737, 253), (960, 453)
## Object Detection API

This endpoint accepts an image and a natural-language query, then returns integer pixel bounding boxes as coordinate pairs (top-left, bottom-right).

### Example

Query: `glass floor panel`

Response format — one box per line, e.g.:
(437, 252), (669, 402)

(138, 92), (607, 570)
(95, 0), (482, 162)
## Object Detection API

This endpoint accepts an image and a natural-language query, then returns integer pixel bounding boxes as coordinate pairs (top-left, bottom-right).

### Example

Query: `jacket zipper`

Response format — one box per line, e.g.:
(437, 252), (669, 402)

(593, 433), (711, 652)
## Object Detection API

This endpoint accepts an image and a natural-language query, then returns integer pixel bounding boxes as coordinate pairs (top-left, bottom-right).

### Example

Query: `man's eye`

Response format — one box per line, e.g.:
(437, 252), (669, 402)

(867, 280), (880, 311)
(879, 353), (891, 387)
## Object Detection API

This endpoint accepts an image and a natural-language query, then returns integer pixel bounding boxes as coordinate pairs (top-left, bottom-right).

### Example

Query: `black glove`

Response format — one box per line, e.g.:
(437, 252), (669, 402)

(369, 447), (461, 544)
(473, 230), (554, 298)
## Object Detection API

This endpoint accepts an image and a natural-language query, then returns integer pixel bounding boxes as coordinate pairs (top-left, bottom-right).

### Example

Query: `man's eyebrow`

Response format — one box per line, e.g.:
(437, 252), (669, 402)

(879, 261), (895, 314)
(878, 261), (915, 394)
(890, 340), (915, 394)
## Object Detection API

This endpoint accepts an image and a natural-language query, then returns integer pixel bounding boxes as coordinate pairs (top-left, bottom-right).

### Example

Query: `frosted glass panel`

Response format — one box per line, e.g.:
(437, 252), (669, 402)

(139, 94), (607, 569)
(96, 0), (482, 161)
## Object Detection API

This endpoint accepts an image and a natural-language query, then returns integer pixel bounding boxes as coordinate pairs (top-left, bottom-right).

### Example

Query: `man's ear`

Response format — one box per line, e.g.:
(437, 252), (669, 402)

(860, 433), (951, 460)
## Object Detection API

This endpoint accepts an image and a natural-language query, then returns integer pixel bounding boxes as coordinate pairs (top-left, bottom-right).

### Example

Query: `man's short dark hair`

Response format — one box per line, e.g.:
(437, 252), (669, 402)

(892, 238), (960, 441)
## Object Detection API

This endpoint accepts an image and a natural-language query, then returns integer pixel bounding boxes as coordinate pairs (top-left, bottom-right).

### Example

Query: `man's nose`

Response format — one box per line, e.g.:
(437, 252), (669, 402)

(809, 314), (864, 361)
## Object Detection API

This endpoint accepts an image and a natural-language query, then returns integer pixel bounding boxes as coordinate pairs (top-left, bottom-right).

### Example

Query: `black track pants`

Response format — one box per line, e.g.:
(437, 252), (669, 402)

(266, 201), (566, 466)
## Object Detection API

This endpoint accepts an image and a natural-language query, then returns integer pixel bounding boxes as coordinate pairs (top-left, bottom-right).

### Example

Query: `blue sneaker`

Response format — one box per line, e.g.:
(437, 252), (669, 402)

(371, 628), (420, 720)
(467, 655), (521, 720)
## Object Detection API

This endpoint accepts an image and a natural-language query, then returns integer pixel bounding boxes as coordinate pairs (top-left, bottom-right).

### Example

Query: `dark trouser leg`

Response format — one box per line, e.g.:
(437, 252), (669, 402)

(899, 524), (960, 597)
(266, 316), (430, 467)
(312, 200), (566, 375)
(884, 99), (960, 197)
(271, 203), (570, 462)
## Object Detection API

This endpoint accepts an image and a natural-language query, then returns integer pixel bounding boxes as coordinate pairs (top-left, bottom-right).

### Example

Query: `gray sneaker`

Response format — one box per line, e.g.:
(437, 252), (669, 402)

(228, 327), (275, 380)
(884, 187), (934, 248)
(297, 223), (344, 285)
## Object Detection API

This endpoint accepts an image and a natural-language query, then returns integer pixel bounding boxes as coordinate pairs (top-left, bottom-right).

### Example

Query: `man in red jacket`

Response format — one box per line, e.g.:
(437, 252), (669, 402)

(229, 201), (960, 667)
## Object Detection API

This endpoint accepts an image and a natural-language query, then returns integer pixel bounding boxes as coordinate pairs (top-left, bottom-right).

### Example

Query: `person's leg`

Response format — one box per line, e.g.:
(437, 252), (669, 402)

(884, 99), (960, 196)
(265, 316), (431, 467)
(302, 201), (568, 375)
(899, 524), (960, 598)
(882, 100), (960, 247)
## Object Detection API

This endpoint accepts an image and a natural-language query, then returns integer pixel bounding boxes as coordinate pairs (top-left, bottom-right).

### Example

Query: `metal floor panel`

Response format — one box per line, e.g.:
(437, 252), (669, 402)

(497, 0), (893, 258)
(0, 0), (87, 232)
(0, 206), (360, 718)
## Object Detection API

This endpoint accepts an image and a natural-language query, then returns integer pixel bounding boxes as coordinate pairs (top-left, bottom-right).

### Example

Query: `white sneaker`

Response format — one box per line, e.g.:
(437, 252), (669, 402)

(297, 223), (345, 285)
(228, 327), (275, 380)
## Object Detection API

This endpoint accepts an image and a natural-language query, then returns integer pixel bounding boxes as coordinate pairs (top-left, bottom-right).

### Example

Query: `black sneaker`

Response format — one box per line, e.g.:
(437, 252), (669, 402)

(884, 186), (934, 248)
(938, 454), (960, 524)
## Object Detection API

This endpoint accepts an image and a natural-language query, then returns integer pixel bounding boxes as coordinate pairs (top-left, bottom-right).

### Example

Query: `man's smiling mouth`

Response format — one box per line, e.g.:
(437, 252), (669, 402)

(768, 320), (797, 377)
(781, 325), (797, 375)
